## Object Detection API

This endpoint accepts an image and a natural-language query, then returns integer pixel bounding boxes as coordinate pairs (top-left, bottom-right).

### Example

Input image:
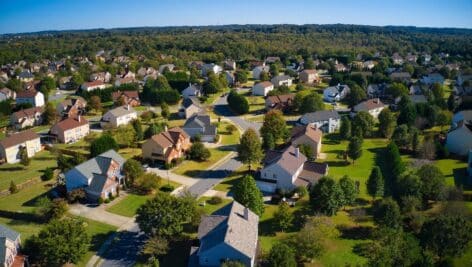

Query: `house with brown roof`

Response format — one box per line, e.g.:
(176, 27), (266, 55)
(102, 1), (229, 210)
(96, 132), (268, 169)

(89, 72), (111, 83)
(10, 107), (43, 130)
(290, 125), (323, 159)
(252, 81), (274, 96)
(0, 130), (41, 163)
(265, 93), (295, 111)
(352, 98), (386, 119)
(56, 97), (87, 119)
(50, 116), (90, 143)
(189, 201), (259, 267)
(299, 69), (320, 84)
(259, 146), (328, 192)
(111, 90), (140, 107)
(15, 90), (45, 107)
(142, 127), (191, 164)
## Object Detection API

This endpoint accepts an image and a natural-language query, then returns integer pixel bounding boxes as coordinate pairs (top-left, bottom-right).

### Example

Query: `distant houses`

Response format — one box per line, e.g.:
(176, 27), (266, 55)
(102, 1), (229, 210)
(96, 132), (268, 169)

(265, 94), (295, 111)
(180, 97), (203, 119)
(0, 88), (16, 102)
(190, 201), (259, 267)
(81, 80), (109, 92)
(290, 125), (323, 159)
(182, 83), (202, 99)
(56, 97), (87, 119)
(352, 98), (386, 119)
(270, 75), (293, 87)
(111, 90), (141, 107)
(16, 90), (45, 107)
(10, 107), (43, 130)
(65, 150), (125, 202)
(0, 130), (41, 164)
(299, 69), (320, 84)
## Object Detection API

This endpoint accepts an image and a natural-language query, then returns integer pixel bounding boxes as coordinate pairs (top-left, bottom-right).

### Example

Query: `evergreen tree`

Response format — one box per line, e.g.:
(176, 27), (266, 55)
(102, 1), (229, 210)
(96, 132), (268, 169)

(161, 102), (170, 119)
(347, 136), (363, 163)
(417, 164), (445, 203)
(132, 119), (144, 141)
(268, 243), (297, 267)
(19, 147), (30, 166)
(233, 175), (264, 216)
(339, 175), (357, 207)
(310, 176), (343, 216)
(9, 181), (18, 194)
(367, 166), (384, 200)
(373, 197), (402, 228)
(273, 202), (294, 231)
(339, 116), (352, 140)
(237, 128), (264, 171)
(90, 134), (119, 157)
(386, 142), (405, 185)
(378, 108), (396, 138)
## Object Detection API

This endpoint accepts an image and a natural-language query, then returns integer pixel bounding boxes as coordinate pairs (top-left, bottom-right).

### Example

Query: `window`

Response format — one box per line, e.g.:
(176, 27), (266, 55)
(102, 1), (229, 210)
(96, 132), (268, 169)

(273, 174), (277, 179)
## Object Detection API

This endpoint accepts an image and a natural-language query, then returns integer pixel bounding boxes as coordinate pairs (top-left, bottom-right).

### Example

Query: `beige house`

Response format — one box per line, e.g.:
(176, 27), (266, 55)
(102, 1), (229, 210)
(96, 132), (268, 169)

(101, 105), (137, 128)
(352, 98), (386, 119)
(142, 127), (191, 164)
(290, 125), (323, 158)
(50, 116), (90, 143)
(252, 81), (274, 96)
(10, 107), (43, 130)
(0, 130), (41, 164)
(80, 80), (108, 92)
(179, 97), (202, 119)
(0, 225), (23, 267)
(299, 69), (320, 84)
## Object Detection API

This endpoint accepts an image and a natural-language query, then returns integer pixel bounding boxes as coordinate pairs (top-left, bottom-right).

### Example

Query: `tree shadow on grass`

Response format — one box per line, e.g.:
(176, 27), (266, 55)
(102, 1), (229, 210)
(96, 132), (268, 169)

(0, 166), (25, 172)
(453, 167), (472, 190)
(0, 210), (41, 223)
(337, 225), (374, 240)
(22, 186), (54, 207)
(324, 160), (350, 167)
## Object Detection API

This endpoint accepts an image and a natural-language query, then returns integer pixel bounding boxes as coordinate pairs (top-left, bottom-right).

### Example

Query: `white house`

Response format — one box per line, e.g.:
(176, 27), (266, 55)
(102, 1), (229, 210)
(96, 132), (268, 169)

(10, 107), (43, 130)
(323, 84), (350, 103)
(252, 65), (270, 80)
(50, 116), (90, 143)
(201, 63), (223, 76)
(182, 83), (202, 99)
(0, 225), (23, 267)
(446, 110), (472, 156)
(101, 105), (137, 128)
(15, 90), (45, 107)
(298, 110), (341, 133)
(0, 130), (41, 164)
(270, 75), (293, 87)
(81, 80), (108, 92)
(252, 81), (274, 96)
(352, 98), (386, 119)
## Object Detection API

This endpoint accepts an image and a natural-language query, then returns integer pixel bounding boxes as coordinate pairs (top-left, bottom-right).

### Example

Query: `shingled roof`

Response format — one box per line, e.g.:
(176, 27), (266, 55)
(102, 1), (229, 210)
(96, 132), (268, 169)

(150, 127), (189, 148)
(0, 130), (39, 149)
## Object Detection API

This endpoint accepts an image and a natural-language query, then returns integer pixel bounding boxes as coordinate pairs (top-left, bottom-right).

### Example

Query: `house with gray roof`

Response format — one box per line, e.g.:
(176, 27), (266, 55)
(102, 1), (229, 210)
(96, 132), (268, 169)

(0, 224), (22, 267)
(298, 110), (341, 133)
(100, 105), (137, 128)
(270, 75), (293, 87)
(180, 97), (203, 119)
(64, 150), (125, 201)
(182, 115), (217, 142)
(323, 84), (350, 102)
(182, 83), (202, 99)
(189, 201), (259, 267)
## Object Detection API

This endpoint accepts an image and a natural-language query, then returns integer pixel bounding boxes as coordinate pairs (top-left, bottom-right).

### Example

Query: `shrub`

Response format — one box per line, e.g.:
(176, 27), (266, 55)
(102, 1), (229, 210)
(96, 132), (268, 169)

(208, 196), (223, 205)
(67, 188), (86, 203)
(9, 181), (18, 194)
(294, 186), (308, 198)
(189, 142), (211, 161)
(104, 198), (110, 204)
(160, 184), (175, 192)
(41, 168), (54, 181)
(98, 197), (104, 204)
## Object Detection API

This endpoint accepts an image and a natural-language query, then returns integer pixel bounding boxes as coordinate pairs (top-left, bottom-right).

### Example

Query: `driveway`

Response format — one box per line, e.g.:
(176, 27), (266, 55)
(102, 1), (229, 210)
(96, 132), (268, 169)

(213, 94), (262, 132)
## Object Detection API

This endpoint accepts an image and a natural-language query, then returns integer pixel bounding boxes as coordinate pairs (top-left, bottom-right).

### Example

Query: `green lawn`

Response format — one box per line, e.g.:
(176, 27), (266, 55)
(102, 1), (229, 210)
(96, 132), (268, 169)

(246, 95), (266, 113)
(0, 150), (58, 191)
(320, 134), (389, 199)
(434, 158), (471, 191)
(198, 196), (233, 215)
(77, 218), (118, 267)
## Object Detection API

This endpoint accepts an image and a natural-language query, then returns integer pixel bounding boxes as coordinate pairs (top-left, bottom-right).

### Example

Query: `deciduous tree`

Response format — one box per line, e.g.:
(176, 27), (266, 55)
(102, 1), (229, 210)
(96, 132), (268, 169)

(378, 108), (396, 138)
(233, 175), (264, 216)
(237, 128), (263, 171)
(367, 166), (384, 200)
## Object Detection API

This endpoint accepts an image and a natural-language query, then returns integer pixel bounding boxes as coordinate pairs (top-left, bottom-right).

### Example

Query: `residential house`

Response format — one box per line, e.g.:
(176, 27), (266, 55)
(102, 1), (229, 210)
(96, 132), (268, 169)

(389, 72), (411, 83)
(265, 94), (295, 111)
(392, 53), (404, 65)
(271, 75), (293, 87)
(334, 63), (348, 72)
(89, 72), (111, 83)
(17, 70), (33, 82)
(0, 130), (41, 164)
(81, 80), (108, 92)
(0, 88), (16, 102)
(56, 97), (87, 119)
(299, 69), (320, 84)
(405, 54), (418, 63)
(100, 105), (137, 128)
(50, 116), (90, 143)
(0, 224), (23, 267)
(10, 107), (43, 130)
(137, 67), (158, 77)
(223, 60), (236, 71)
(252, 81), (274, 96)
(58, 76), (73, 90)
(182, 84), (202, 99)
(0, 71), (9, 83)
(202, 63), (223, 76)
(111, 90), (141, 107)
(252, 65), (270, 80)
(421, 73), (445, 85)
(260, 146), (328, 192)
(323, 84), (350, 103)
(265, 56), (280, 64)
(363, 60), (376, 70)
(367, 84), (387, 98)
(225, 71), (235, 86)
(190, 201), (259, 267)
(179, 97), (203, 119)
(65, 150), (125, 201)
(15, 90), (45, 107)
(142, 127), (191, 164)
(409, 84), (425, 95)
(159, 64), (175, 74)
(182, 114), (217, 142)
(24, 80), (41, 91)
(114, 76), (136, 87)
(290, 125), (323, 159)
(352, 98), (386, 119)
(446, 111), (472, 156)
(298, 110), (341, 133)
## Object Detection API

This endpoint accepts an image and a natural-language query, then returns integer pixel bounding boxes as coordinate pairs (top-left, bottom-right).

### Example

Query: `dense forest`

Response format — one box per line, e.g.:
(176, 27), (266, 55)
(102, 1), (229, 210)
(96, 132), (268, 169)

(1, 24), (472, 66)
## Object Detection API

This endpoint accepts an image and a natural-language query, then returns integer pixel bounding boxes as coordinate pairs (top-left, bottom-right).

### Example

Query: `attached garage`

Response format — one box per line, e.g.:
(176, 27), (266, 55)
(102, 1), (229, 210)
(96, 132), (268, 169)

(256, 180), (276, 193)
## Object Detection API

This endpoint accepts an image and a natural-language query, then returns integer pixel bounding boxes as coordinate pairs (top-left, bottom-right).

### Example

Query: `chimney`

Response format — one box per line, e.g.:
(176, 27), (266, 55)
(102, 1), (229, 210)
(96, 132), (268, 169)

(126, 104), (130, 110)
(295, 147), (300, 158)
(77, 115), (81, 122)
(164, 125), (168, 132)
(244, 207), (249, 220)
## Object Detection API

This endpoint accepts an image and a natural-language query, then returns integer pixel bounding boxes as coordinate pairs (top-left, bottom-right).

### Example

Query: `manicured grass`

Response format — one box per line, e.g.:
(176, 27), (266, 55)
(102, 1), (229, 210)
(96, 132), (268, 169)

(118, 147), (142, 160)
(198, 196), (232, 214)
(218, 121), (240, 146)
(54, 137), (92, 155)
(246, 95), (266, 113)
(106, 181), (181, 217)
(172, 148), (230, 176)
(320, 134), (389, 199)
(77, 218), (118, 267)
(0, 180), (53, 212)
(0, 150), (58, 191)
(434, 158), (470, 191)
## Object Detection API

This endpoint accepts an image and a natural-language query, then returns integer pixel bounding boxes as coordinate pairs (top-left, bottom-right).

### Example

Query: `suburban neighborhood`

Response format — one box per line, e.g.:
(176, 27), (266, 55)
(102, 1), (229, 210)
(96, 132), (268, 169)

(0, 2), (472, 267)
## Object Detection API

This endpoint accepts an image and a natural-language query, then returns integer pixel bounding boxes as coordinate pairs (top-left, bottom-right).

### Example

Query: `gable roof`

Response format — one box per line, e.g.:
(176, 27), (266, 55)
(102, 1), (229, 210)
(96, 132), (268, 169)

(87, 173), (110, 195)
(291, 125), (322, 143)
(264, 145), (307, 175)
(65, 150), (125, 180)
(301, 69), (317, 75)
(51, 117), (88, 132)
(182, 97), (201, 109)
(16, 89), (39, 98)
(299, 110), (340, 123)
(354, 98), (386, 111)
(111, 90), (139, 101)
(255, 81), (273, 88)
(150, 127), (189, 148)
(82, 80), (105, 88)
(266, 94), (295, 104)
(11, 107), (43, 121)
(0, 224), (20, 241)
(296, 161), (329, 187)
(104, 105), (136, 118)
(198, 201), (259, 259)
(0, 130), (39, 149)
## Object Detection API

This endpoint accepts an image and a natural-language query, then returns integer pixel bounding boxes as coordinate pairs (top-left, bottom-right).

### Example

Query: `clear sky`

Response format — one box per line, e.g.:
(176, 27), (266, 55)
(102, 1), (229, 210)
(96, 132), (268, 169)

(1, 0), (471, 34)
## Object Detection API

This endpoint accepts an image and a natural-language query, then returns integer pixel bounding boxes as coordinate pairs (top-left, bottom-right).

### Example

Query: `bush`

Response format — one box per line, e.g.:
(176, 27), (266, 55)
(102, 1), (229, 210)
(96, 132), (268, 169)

(67, 188), (86, 203)
(189, 142), (211, 161)
(294, 186), (308, 198)
(207, 196), (223, 205)
(9, 181), (18, 194)
(227, 90), (249, 114)
(41, 168), (54, 181)
(160, 184), (175, 192)
(104, 198), (110, 204)
(98, 197), (104, 204)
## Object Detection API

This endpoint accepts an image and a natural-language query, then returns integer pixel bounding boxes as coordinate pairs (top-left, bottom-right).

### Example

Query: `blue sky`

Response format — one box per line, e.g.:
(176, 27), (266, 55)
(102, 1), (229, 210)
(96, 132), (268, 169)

(1, 0), (471, 34)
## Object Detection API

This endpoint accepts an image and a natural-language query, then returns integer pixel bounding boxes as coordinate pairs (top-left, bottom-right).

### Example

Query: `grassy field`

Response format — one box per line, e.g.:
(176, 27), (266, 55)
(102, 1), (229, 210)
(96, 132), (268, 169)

(319, 134), (389, 199)
(198, 196), (233, 214)
(106, 181), (181, 217)
(0, 150), (58, 191)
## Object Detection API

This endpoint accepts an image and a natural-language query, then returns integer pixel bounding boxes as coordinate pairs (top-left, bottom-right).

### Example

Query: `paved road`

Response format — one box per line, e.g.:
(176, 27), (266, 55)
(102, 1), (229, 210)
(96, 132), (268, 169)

(213, 94), (262, 132)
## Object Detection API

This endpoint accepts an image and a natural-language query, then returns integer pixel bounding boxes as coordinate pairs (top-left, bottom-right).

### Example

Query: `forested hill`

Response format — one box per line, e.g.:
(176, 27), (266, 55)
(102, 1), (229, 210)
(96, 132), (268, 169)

(1, 24), (471, 65)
